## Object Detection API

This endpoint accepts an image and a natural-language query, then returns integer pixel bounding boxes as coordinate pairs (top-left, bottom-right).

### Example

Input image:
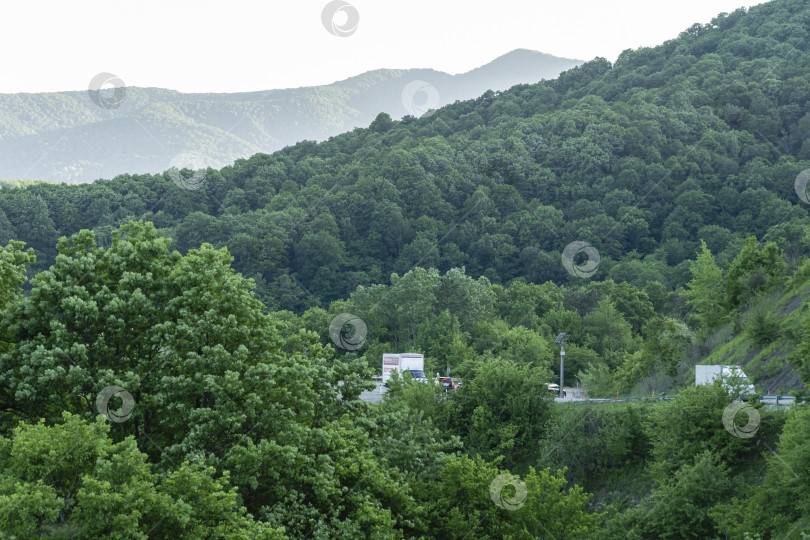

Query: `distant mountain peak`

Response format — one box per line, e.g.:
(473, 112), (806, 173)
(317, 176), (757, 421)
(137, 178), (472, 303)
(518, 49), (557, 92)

(459, 49), (585, 87)
(487, 48), (582, 63)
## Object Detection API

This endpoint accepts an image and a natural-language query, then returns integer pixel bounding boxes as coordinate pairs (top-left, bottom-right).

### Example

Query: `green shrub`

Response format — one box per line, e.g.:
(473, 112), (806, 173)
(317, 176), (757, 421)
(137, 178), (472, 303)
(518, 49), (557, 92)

(743, 307), (780, 348)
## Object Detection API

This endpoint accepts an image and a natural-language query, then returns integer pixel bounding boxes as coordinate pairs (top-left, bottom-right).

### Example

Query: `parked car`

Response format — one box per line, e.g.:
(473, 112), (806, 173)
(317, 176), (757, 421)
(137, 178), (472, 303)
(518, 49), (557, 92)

(547, 383), (566, 398)
(435, 376), (460, 391)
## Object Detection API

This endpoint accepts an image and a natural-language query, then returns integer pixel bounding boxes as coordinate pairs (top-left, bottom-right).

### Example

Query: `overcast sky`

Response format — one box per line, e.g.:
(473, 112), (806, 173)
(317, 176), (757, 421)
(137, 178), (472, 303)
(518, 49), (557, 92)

(1, 0), (762, 94)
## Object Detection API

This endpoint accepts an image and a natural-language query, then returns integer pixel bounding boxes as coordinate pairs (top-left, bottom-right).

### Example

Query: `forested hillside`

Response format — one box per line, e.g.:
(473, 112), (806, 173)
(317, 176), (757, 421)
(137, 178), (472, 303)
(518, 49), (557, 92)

(2, 2), (810, 305)
(1, 0), (810, 537)
(0, 49), (580, 183)
(2, 0), (810, 389)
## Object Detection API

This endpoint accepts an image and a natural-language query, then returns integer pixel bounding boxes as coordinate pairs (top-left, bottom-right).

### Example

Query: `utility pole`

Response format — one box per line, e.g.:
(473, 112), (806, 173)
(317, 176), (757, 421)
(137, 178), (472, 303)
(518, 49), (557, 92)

(554, 332), (567, 399)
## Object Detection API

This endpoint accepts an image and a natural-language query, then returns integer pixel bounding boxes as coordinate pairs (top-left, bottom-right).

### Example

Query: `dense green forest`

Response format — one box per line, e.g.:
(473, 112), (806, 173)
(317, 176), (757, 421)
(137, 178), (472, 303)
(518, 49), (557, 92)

(1, 0), (810, 537)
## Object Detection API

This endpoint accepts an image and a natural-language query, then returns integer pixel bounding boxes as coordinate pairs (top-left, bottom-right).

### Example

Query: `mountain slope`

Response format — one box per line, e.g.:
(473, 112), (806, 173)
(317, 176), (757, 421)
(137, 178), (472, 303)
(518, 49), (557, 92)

(0, 0), (809, 390)
(691, 267), (810, 393)
(2, 3), (810, 537)
(0, 50), (581, 183)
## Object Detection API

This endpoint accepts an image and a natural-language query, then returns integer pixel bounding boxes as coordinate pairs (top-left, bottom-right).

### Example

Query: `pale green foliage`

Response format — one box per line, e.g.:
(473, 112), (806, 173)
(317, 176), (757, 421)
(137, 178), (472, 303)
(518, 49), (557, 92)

(0, 412), (282, 539)
(724, 237), (785, 311)
(500, 325), (553, 368)
(0, 240), (34, 357)
(578, 362), (616, 398)
(582, 297), (636, 368)
(0, 240), (35, 314)
(685, 240), (724, 334)
(428, 455), (600, 539)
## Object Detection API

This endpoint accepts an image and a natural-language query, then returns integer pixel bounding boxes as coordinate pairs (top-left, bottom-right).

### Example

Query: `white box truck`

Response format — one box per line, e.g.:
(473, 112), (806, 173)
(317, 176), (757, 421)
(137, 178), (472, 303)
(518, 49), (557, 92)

(382, 353), (426, 386)
(695, 365), (756, 395)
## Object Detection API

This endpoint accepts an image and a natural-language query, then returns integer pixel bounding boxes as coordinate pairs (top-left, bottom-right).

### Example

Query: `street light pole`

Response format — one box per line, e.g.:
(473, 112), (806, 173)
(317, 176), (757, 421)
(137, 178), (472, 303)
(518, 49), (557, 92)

(554, 332), (567, 399)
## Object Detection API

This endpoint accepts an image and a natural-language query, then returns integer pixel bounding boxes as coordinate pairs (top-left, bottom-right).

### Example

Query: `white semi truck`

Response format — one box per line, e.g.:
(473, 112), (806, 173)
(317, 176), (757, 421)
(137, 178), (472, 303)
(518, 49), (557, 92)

(382, 353), (426, 386)
(695, 365), (756, 395)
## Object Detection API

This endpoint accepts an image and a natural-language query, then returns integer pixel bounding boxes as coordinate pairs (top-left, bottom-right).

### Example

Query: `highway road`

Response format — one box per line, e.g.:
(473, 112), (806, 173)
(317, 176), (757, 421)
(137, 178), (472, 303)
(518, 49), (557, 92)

(359, 384), (584, 404)
(357, 383), (799, 406)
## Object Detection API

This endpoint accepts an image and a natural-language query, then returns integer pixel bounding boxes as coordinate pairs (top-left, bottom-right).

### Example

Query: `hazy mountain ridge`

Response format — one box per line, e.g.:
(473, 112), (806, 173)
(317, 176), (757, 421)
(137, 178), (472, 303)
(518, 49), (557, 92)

(0, 49), (581, 183)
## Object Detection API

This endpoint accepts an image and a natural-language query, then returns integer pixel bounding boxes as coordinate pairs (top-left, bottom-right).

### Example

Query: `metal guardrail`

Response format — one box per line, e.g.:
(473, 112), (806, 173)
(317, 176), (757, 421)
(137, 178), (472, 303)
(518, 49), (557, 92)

(560, 395), (801, 405)
(759, 395), (797, 405)
(563, 397), (675, 403)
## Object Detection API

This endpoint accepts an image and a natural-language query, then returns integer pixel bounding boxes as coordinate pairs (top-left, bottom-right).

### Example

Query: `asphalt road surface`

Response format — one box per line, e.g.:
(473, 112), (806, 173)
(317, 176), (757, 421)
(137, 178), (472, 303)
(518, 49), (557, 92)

(359, 384), (584, 404)
(357, 384), (797, 407)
